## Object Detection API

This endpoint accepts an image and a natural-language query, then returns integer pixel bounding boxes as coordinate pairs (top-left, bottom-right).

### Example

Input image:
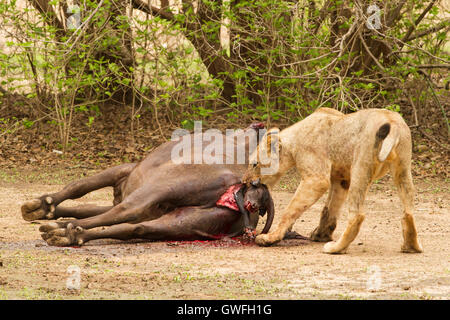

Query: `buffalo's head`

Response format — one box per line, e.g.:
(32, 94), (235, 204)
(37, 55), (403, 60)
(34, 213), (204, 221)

(236, 183), (274, 238)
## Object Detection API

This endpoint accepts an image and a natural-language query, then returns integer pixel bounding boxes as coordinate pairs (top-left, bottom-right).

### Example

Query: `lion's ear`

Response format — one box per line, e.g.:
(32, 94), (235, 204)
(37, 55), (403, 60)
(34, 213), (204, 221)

(266, 128), (281, 156)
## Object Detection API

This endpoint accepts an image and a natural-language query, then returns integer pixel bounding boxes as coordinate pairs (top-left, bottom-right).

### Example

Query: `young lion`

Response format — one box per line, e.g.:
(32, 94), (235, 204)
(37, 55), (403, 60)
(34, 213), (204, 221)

(243, 107), (423, 254)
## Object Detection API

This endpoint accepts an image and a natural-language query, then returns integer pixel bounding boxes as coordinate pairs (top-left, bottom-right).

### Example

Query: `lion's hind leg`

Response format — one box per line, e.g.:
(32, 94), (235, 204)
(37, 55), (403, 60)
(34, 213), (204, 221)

(323, 162), (370, 254)
(391, 161), (423, 253)
(311, 179), (348, 242)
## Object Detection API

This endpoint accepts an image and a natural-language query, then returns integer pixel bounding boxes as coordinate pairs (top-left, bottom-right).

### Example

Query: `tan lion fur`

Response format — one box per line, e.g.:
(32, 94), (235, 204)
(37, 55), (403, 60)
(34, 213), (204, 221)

(243, 107), (423, 254)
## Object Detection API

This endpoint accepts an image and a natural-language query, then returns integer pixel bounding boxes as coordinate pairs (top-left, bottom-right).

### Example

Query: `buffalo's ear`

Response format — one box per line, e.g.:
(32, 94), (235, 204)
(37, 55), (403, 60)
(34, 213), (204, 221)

(234, 184), (248, 214)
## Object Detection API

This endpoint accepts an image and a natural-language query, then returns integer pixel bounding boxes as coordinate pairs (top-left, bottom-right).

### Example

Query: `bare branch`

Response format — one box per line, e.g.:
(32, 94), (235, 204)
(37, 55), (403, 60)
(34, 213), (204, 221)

(406, 19), (450, 42)
(29, 0), (65, 34)
(311, 0), (332, 34)
(0, 85), (7, 95)
(131, 0), (175, 21)
(416, 64), (450, 69)
(386, 0), (408, 27)
(161, 0), (170, 10)
(402, 0), (438, 43)
(64, 0), (106, 54)
(358, 32), (386, 72)
(419, 127), (450, 150)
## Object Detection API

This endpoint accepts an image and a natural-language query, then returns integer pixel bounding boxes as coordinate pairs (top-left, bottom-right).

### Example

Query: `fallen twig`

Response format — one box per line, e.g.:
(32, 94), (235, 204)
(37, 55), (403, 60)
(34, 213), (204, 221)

(418, 127), (450, 151)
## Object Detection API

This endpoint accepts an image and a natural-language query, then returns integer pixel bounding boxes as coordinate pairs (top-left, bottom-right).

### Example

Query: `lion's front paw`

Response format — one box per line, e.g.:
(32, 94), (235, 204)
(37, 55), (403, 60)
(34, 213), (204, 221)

(401, 243), (423, 253)
(255, 234), (278, 247)
(323, 241), (347, 254)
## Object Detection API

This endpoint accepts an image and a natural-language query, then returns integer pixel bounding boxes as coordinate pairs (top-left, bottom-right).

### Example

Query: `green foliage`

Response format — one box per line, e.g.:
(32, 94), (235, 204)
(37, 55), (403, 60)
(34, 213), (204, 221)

(0, 0), (448, 145)
(181, 119), (195, 130)
(385, 104), (402, 115)
(22, 118), (34, 129)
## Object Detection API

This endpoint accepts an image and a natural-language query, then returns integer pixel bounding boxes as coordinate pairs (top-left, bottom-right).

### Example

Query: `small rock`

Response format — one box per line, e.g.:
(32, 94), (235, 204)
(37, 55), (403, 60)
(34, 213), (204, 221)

(166, 242), (178, 247)
(416, 144), (428, 152)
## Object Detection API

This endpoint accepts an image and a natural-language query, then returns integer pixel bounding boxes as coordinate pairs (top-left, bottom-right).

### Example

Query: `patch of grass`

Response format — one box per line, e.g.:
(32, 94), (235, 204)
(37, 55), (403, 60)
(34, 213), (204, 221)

(336, 293), (354, 300)
(0, 168), (88, 185)
(0, 289), (8, 299)
(15, 286), (64, 300)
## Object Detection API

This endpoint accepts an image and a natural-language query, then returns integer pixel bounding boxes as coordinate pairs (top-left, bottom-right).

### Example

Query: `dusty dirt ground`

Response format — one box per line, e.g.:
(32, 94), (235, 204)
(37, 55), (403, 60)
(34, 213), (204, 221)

(0, 172), (448, 300)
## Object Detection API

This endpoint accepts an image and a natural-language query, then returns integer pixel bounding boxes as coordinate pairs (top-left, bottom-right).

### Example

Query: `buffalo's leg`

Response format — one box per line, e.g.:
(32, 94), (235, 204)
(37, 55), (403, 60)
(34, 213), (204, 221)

(21, 163), (135, 221)
(40, 171), (243, 237)
(40, 182), (178, 232)
(41, 206), (241, 246)
(55, 205), (114, 219)
(40, 201), (146, 232)
(37, 205), (115, 232)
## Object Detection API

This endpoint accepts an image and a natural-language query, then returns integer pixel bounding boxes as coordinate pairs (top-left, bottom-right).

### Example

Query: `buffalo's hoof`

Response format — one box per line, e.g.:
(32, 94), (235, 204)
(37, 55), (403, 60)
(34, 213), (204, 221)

(21, 196), (55, 221)
(39, 220), (72, 233)
(41, 223), (84, 247)
(242, 228), (257, 242)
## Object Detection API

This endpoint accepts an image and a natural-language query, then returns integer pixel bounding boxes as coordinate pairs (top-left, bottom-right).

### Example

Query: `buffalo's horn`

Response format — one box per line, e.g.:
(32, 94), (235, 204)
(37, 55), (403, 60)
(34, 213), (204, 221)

(251, 179), (260, 187)
(260, 185), (274, 234)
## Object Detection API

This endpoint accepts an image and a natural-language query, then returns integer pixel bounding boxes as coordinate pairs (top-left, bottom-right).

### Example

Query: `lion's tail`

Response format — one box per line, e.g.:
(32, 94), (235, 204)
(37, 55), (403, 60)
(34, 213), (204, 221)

(375, 123), (399, 162)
